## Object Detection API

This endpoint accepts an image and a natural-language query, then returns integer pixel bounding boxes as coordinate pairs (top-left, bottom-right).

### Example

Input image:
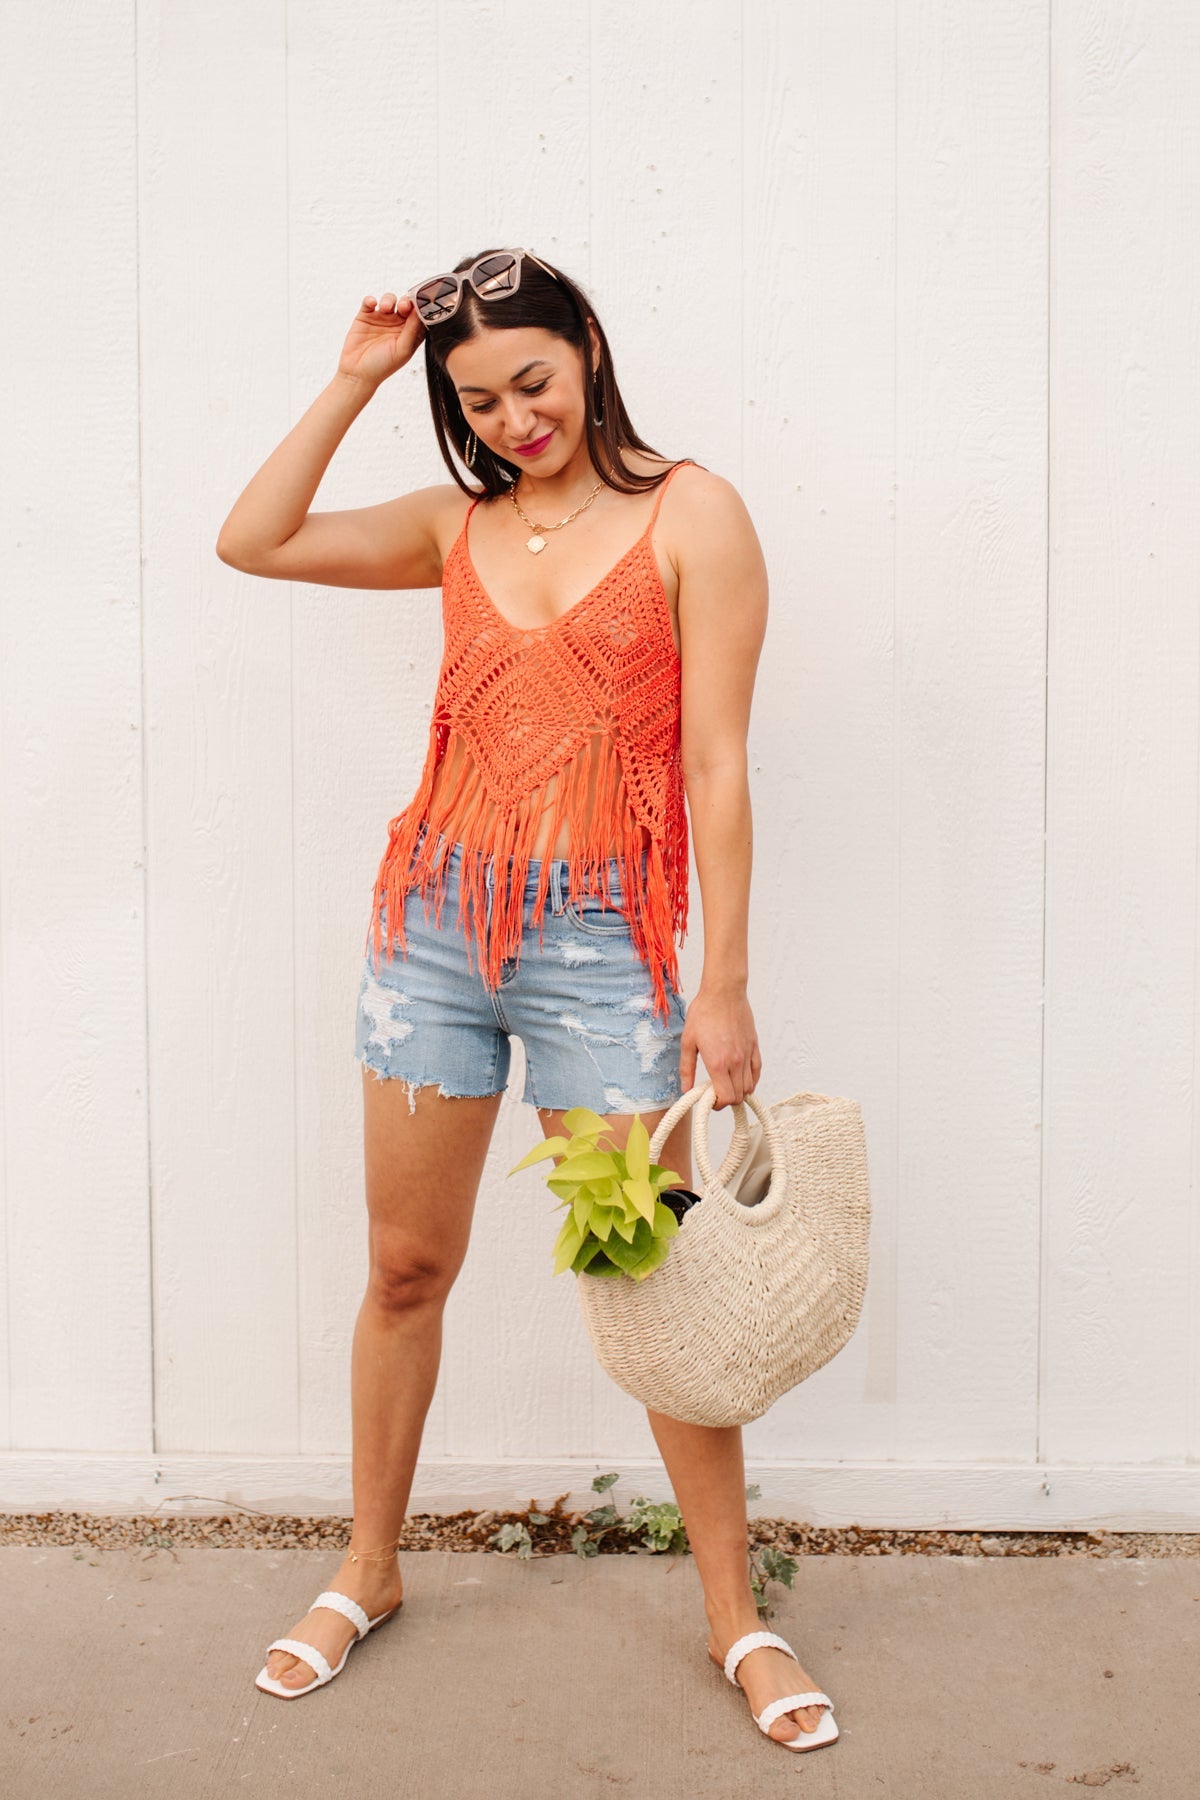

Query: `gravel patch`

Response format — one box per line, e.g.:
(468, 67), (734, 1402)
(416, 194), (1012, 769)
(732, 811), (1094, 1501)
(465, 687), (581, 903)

(1, 1507), (1196, 1559)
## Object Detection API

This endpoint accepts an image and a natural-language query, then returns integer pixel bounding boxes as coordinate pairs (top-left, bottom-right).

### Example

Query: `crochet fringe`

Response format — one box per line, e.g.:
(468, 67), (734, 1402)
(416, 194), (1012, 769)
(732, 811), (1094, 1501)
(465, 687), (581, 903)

(366, 726), (689, 1022)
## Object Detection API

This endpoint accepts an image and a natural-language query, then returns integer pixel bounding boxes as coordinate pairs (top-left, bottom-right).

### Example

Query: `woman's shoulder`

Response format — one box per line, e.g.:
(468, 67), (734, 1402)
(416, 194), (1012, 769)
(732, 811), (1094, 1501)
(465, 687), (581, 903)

(630, 455), (747, 528)
(412, 481), (487, 570)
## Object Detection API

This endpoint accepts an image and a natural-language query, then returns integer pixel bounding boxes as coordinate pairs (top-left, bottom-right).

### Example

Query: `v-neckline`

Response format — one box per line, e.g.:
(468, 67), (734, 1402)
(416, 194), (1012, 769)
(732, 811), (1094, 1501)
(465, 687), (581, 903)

(459, 502), (662, 637)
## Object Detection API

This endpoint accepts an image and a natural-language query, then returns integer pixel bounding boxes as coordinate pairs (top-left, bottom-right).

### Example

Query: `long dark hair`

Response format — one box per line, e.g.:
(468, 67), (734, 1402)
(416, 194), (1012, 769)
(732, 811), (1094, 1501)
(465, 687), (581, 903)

(421, 247), (680, 501)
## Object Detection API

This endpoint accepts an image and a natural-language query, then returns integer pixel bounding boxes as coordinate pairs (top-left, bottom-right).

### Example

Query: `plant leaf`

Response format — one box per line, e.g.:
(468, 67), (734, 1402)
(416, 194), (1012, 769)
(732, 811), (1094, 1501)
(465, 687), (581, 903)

(507, 1135), (570, 1175)
(626, 1236), (671, 1281)
(652, 1200), (680, 1238)
(562, 1105), (610, 1138)
(582, 1255), (623, 1277)
(571, 1237), (606, 1273)
(556, 1151), (621, 1183)
(589, 1206), (616, 1242)
(625, 1113), (650, 1180)
(600, 1230), (649, 1271)
(621, 1175), (656, 1225)
(552, 1216), (585, 1274)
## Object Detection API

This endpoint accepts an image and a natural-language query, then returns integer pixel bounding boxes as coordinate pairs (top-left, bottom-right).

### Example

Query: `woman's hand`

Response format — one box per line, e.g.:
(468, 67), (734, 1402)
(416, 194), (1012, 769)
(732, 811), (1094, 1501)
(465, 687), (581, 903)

(337, 292), (426, 390)
(678, 983), (762, 1108)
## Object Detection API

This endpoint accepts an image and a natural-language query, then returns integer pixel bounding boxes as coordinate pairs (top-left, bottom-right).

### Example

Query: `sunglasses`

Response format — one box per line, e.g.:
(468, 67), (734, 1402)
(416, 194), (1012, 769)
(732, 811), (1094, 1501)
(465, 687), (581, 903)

(405, 247), (558, 326)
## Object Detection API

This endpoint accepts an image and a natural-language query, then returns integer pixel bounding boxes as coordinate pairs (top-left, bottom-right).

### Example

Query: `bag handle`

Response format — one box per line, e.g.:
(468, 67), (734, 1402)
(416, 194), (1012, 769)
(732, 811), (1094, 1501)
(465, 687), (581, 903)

(645, 1078), (752, 1181)
(648, 1080), (789, 1226)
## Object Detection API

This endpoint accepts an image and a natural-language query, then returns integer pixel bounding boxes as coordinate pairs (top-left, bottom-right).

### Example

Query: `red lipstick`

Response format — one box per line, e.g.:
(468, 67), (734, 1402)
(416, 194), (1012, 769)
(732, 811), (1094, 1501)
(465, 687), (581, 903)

(514, 430), (554, 457)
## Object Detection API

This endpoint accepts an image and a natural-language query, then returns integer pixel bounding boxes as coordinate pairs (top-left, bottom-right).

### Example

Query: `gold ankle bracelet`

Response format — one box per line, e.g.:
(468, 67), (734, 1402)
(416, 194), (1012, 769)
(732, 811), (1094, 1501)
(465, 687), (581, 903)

(346, 1534), (403, 1564)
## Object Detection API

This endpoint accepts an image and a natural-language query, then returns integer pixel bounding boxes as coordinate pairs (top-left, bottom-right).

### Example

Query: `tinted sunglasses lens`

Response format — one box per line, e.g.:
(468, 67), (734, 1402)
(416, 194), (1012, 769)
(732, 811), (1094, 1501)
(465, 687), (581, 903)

(412, 276), (460, 323)
(470, 253), (519, 298)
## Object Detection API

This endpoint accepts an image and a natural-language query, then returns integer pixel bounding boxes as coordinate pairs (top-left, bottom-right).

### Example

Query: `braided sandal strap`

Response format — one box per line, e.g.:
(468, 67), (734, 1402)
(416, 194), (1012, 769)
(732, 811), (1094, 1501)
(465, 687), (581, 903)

(756, 1690), (833, 1734)
(263, 1636), (333, 1684)
(312, 1589), (371, 1640)
(722, 1629), (799, 1687)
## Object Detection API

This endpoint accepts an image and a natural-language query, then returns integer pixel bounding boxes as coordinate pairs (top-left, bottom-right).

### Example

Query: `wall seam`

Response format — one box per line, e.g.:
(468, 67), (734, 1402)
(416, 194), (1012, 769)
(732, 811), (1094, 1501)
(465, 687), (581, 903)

(1036, 0), (1054, 1486)
(133, 0), (158, 1464)
(284, 0), (301, 1457)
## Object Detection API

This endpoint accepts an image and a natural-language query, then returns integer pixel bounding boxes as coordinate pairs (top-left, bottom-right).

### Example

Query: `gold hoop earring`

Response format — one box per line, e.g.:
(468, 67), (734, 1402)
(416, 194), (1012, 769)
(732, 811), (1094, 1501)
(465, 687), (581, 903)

(465, 429), (478, 467)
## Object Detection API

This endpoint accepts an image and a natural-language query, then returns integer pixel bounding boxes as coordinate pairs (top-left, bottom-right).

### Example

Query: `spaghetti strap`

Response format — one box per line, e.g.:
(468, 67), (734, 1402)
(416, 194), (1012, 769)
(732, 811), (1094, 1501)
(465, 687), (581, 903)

(647, 458), (697, 530)
(456, 493), (483, 560)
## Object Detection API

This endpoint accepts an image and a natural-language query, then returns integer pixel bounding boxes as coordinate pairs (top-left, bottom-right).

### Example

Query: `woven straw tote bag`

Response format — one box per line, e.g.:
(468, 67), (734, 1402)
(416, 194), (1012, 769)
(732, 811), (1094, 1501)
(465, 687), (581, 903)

(575, 1079), (871, 1427)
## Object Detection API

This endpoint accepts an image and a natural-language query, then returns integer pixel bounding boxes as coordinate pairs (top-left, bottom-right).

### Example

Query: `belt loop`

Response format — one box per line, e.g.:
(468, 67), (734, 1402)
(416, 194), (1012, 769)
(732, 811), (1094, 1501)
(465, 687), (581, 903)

(550, 858), (563, 915)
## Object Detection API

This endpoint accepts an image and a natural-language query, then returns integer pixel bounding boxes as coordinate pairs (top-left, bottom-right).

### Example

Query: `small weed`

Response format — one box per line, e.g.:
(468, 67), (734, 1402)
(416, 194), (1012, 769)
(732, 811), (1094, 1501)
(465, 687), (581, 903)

(492, 1520), (534, 1559)
(490, 1473), (796, 1614)
(743, 1482), (799, 1615)
(749, 1543), (799, 1614)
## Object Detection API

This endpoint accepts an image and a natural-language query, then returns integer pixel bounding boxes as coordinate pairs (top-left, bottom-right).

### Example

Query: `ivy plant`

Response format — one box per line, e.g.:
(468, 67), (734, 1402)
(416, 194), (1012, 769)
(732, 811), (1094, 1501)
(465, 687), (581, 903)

(745, 1484), (799, 1613)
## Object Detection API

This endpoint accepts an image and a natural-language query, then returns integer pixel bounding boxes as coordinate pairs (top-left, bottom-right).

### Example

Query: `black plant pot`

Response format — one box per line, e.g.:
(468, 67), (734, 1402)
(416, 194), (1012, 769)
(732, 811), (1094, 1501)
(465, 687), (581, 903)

(660, 1185), (704, 1224)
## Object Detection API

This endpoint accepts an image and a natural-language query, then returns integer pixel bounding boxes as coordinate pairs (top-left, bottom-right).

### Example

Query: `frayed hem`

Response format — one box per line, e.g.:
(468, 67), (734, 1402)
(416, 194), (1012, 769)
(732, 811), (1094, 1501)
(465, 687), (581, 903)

(361, 1065), (507, 1115)
(527, 1092), (682, 1117)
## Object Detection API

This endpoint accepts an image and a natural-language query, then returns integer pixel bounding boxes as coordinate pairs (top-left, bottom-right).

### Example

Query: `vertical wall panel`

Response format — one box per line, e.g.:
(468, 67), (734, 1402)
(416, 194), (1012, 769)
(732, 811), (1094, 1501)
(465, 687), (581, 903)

(140, 1), (298, 1452)
(0, 3), (151, 1450)
(588, 0), (746, 1458)
(284, 0), (443, 1456)
(739, 3), (900, 1469)
(431, 0), (599, 1466)
(891, 3), (1050, 1460)
(1043, 1), (1200, 1462)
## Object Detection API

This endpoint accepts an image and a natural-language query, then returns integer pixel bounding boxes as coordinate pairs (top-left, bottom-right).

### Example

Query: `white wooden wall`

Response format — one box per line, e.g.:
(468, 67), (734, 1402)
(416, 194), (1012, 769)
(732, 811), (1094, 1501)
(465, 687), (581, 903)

(1, 1), (1197, 1528)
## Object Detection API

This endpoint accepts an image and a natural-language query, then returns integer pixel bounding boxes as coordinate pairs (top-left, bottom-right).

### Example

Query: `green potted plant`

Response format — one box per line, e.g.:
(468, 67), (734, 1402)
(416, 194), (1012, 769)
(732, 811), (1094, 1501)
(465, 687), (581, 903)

(508, 1106), (686, 1281)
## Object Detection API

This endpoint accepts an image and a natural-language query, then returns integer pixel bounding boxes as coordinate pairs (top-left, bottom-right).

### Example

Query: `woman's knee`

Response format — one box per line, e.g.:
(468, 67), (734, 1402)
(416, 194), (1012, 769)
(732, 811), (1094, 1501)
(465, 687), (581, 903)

(367, 1228), (462, 1311)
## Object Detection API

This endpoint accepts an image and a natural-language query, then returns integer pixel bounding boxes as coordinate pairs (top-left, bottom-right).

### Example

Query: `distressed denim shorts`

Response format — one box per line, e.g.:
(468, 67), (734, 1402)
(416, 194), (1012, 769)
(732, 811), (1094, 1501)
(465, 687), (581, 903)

(354, 826), (688, 1115)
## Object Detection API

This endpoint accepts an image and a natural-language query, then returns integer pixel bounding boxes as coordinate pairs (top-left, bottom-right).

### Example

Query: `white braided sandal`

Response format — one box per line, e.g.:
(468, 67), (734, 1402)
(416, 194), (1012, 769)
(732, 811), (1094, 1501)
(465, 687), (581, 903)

(254, 1589), (402, 1699)
(710, 1629), (839, 1751)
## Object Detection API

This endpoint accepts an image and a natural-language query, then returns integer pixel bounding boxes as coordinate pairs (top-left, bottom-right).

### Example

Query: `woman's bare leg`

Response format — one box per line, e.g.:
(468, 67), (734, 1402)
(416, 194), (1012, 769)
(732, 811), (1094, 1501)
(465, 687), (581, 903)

(265, 1074), (504, 1690)
(535, 1102), (828, 1744)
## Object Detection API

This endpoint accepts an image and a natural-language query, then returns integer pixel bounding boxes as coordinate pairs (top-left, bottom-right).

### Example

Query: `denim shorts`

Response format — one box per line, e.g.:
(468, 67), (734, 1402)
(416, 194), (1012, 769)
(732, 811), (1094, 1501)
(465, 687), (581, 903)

(354, 826), (688, 1115)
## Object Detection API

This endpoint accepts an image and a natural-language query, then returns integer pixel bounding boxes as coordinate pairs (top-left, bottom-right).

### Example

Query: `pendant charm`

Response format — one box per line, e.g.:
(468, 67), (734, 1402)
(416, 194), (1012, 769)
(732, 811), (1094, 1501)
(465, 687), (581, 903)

(526, 534), (547, 554)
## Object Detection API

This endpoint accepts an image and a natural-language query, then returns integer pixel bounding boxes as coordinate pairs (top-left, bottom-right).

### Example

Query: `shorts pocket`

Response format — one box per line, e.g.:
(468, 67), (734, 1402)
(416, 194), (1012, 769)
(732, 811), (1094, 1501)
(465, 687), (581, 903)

(564, 890), (630, 935)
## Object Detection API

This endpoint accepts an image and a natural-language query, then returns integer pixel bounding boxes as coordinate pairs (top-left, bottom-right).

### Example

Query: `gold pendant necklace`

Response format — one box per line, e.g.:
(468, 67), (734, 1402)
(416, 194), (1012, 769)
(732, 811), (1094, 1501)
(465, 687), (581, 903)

(509, 476), (604, 554)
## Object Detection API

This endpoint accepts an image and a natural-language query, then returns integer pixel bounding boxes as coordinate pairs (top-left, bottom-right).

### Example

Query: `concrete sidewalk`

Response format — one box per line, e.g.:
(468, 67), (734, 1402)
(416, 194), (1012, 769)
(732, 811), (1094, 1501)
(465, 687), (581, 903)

(2, 1545), (1194, 1799)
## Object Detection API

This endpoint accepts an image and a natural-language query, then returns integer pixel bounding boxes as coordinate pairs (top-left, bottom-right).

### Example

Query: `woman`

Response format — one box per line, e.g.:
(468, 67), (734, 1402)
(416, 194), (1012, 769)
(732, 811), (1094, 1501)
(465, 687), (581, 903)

(216, 247), (834, 1751)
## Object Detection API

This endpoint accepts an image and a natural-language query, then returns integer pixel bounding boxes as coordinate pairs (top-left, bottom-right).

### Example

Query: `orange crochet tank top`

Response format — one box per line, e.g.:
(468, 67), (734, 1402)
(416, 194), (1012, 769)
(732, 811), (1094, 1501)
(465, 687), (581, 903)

(365, 458), (695, 1021)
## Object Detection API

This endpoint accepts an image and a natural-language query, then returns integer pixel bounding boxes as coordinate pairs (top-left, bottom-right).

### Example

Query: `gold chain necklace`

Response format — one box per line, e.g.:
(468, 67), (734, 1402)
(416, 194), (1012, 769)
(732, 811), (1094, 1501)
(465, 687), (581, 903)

(509, 476), (604, 554)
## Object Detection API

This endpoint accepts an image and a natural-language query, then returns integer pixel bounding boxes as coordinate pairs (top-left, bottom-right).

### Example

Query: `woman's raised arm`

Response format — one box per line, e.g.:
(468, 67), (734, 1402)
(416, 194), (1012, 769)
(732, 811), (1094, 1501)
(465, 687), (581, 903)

(214, 291), (455, 590)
